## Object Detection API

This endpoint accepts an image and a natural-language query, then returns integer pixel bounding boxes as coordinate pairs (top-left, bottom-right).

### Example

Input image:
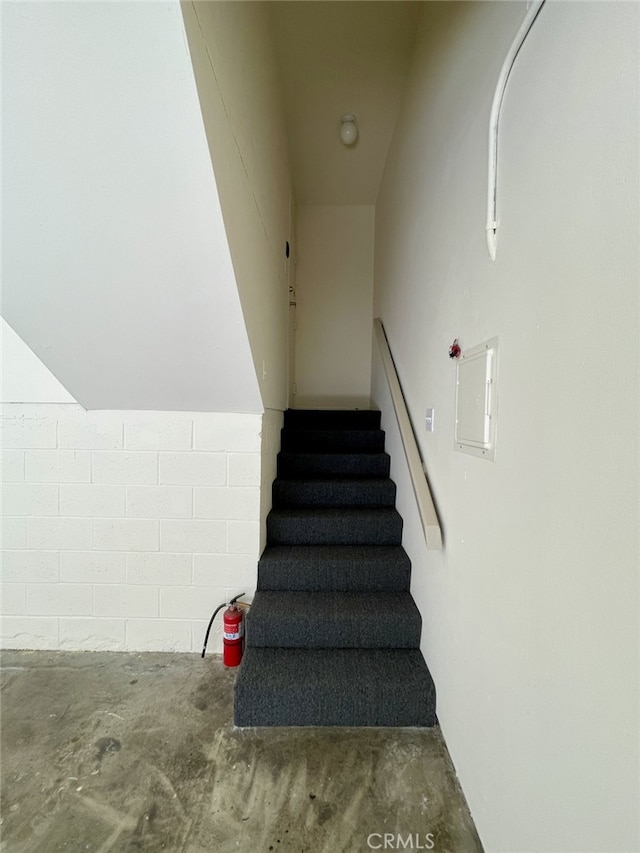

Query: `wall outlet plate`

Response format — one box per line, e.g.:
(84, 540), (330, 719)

(425, 408), (435, 432)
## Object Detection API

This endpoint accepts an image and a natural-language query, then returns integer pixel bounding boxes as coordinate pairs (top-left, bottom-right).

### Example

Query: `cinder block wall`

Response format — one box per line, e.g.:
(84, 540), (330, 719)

(1, 404), (264, 653)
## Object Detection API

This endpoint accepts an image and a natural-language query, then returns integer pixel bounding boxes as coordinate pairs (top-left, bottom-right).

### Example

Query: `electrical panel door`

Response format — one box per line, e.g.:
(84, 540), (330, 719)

(455, 338), (498, 460)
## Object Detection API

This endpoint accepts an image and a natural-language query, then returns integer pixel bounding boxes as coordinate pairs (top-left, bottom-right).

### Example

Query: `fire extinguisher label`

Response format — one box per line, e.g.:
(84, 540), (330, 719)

(224, 623), (244, 641)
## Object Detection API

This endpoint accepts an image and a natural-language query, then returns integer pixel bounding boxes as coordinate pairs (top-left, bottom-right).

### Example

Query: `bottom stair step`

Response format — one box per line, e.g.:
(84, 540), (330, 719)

(234, 647), (436, 727)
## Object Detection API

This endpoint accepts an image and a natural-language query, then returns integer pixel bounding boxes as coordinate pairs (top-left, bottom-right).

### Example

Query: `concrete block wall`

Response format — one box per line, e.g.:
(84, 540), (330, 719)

(0, 404), (265, 653)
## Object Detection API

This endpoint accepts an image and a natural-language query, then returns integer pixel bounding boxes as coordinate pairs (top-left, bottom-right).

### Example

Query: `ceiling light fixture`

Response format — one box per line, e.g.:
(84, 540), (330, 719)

(340, 114), (358, 146)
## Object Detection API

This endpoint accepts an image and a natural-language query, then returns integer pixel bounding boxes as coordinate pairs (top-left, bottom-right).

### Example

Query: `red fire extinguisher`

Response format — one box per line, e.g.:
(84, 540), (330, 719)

(222, 601), (244, 668)
(201, 592), (246, 666)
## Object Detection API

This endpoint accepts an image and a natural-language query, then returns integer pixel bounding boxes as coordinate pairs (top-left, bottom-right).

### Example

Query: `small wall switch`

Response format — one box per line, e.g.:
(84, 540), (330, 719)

(425, 408), (435, 432)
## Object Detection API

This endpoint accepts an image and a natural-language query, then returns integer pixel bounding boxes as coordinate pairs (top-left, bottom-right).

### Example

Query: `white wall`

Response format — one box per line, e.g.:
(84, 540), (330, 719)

(260, 409), (285, 554)
(181, 1), (292, 413)
(1, 3), (295, 651)
(2, 1), (260, 414)
(0, 323), (273, 654)
(295, 206), (374, 409)
(1, 319), (76, 404)
(374, 2), (639, 852)
(1, 403), (263, 654)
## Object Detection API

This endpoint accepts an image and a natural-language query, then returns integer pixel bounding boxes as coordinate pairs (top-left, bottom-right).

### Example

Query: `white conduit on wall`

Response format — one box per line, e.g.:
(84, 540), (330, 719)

(486, 0), (546, 260)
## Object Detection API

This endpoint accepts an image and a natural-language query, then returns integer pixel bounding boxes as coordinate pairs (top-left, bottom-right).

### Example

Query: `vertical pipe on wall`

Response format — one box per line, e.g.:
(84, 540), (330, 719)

(486, 0), (546, 260)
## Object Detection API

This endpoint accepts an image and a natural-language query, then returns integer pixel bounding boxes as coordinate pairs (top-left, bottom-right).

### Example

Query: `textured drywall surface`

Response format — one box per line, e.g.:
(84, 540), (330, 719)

(373, 1), (639, 851)
(295, 205), (374, 409)
(182, 1), (292, 413)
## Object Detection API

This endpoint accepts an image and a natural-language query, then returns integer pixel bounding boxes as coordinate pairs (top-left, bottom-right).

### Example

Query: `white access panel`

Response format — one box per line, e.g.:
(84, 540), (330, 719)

(454, 337), (498, 460)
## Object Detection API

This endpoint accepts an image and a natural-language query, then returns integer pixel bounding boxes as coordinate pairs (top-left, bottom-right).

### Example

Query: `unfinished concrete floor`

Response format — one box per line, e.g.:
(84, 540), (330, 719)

(0, 651), (482, 853)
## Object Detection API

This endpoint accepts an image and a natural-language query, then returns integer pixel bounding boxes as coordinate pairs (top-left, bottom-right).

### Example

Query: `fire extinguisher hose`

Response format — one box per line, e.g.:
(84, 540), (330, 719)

(201, 592), (246, 659)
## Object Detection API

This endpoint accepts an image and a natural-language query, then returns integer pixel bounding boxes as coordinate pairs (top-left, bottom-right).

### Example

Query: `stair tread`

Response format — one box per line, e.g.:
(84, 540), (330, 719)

(279, 451), (389, 458)
(234, 647), (436, 727)
(259, 543), (411, 566)
(250, 589), (418, 607)
(281, 428), (385, 437)
(274, 477), (393, 484)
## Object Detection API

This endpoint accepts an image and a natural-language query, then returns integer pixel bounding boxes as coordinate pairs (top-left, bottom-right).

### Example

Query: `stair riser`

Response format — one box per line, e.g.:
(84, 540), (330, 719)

(273, 480), (396, 508)
(234, 694), (436, 727)
(257, 546), (412, 592)
(284, 410), (381, 430)
(278, 453), (390, 479)
(281, 430), (385, 454)
(267, 516), (403, 546)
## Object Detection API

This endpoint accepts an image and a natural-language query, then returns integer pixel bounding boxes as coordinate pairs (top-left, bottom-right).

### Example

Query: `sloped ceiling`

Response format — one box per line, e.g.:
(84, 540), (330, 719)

(269, 1), (423, 206)
(3, 1), (262, 413)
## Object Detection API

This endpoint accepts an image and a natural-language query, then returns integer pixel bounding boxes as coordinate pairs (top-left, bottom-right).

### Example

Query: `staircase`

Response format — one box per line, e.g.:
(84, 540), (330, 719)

(234, 409), (436, 727)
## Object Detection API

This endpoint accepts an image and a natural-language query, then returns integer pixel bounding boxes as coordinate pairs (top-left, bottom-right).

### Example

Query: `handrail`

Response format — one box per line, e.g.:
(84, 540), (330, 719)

(374, 318), (442, 550)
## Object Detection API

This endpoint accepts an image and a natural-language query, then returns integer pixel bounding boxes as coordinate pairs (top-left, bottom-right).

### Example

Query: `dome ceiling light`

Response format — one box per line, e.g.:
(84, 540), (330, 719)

(340, 114), (358, 146)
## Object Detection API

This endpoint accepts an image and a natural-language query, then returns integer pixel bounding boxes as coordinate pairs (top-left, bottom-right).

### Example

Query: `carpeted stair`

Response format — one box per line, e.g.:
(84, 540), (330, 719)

(234, 409), (436, 727)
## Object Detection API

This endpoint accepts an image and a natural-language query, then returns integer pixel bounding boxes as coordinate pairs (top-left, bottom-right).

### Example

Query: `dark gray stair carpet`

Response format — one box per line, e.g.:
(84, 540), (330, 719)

(247, 591), (422, 649)
(284, 409), (381, 430)
(233, 408), (436, 728)
(281, 428), (386, 454)
(235, 648), (436, 728)
(257, 545), (411, 592)
(273, 478), (396, 508)
(278, 451), (391, 479)
(267, 507), (403, 546)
